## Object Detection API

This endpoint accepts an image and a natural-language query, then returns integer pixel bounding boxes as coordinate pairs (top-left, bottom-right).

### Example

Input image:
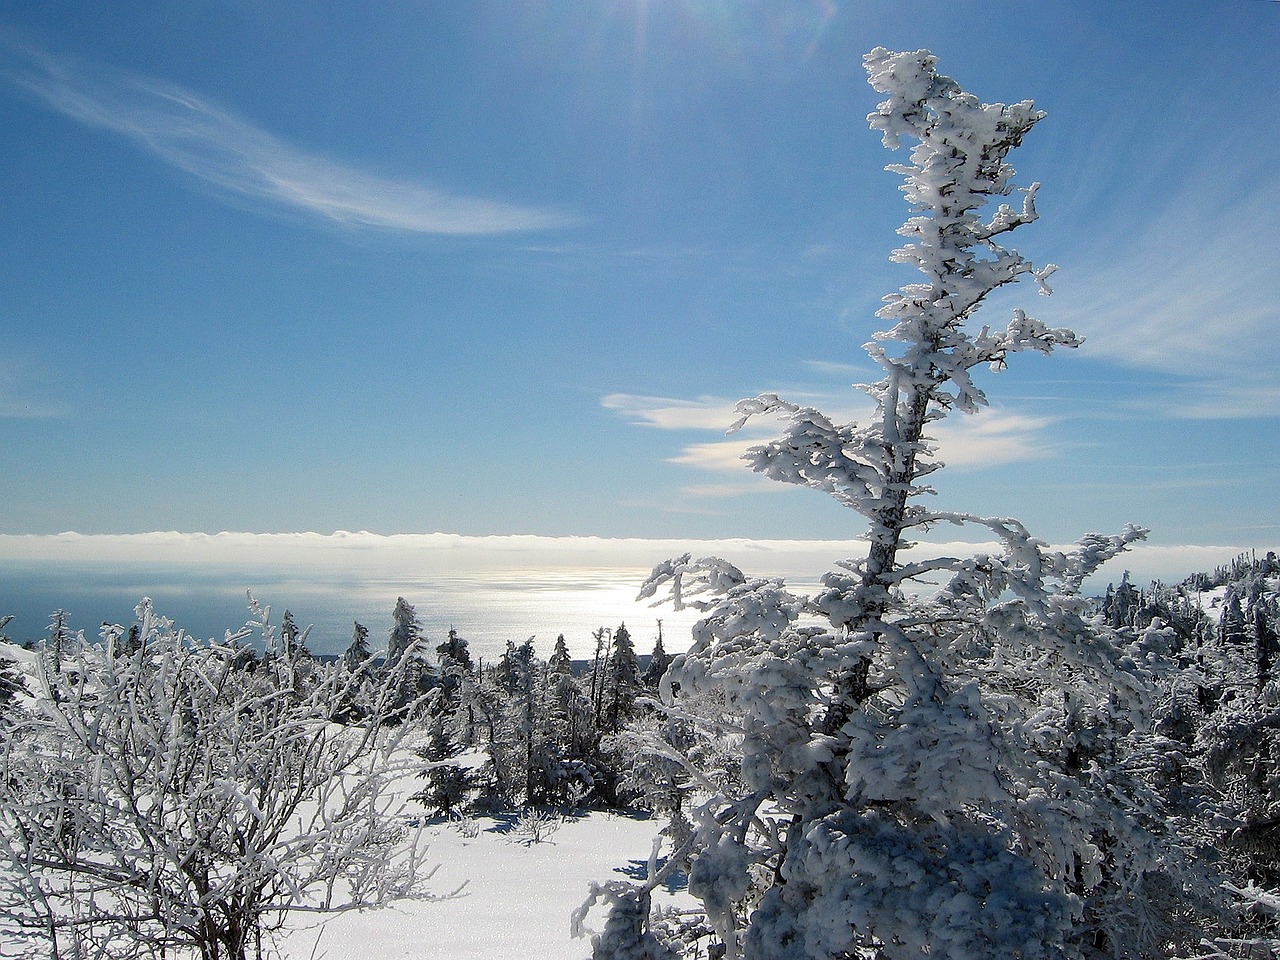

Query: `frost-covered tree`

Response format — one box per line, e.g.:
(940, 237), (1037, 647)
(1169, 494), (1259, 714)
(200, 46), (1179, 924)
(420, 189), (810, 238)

(548, 633), (597, 758)
(644, 626), (673, 689)
(1200, 579), (1280, 891)
(344, 620), (372, 672)
(388, 596), (422, 667)
(0, 598), (434, 960)
(586, 48), (1200, 960)
(603, 622), (641, 734)
(331, 621), (376, 724)
(589, 625), (611, 718)
(44, 608), (77, 677)
(0, 616), (24, 730)
(275, 607), (316, 700)
(436, 626), (475, 706)
(500, 638), (550, 804)
(386, 596), (436, 719)
(549, 632), (574, 675)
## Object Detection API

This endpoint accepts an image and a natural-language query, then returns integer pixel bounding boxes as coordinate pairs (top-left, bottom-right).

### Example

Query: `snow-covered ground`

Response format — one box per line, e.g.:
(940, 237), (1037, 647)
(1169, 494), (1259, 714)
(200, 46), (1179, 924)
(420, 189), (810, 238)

(278, 810), (686, 960)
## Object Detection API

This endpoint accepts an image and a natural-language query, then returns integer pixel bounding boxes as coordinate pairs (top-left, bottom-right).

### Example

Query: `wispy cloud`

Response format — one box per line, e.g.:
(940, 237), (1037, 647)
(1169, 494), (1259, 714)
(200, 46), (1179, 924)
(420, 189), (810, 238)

(3, 40), (575, 236)
(679, 482), (775, 499)
(929, 412), (1055, 470)
(668, 437), (761, 472)
(801, 359), (873, 380)
(601, 393), (743, 431)
(1054, 166), (1279, 418)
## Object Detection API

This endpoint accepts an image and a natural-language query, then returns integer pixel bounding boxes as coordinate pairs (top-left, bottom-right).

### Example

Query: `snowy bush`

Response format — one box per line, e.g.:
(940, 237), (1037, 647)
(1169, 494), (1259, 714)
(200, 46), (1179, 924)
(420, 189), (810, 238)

(0, 597), (436, 960)
(505, 807), (564, 846)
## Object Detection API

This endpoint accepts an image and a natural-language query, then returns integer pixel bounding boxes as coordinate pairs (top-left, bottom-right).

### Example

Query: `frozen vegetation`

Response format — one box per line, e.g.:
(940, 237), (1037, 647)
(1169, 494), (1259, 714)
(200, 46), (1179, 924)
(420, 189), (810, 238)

(4, 46), (1280, 960)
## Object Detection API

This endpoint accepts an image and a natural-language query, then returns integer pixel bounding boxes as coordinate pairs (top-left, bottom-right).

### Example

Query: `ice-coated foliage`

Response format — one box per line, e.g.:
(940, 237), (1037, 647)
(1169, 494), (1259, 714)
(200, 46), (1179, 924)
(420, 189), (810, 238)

(0, 598), (435, 960)
(589, 48), (1203, 959)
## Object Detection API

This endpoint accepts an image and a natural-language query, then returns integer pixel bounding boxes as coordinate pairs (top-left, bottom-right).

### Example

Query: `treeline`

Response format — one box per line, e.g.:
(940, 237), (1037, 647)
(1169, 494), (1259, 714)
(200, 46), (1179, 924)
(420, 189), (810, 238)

(331, 596), (678, 814)
(1090, 552), (1280, 896)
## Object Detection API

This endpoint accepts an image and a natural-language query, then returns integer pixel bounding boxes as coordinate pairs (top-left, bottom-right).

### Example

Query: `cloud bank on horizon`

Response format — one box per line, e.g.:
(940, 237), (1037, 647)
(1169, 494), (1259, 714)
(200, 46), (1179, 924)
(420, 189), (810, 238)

(0, 530), (1255, 591)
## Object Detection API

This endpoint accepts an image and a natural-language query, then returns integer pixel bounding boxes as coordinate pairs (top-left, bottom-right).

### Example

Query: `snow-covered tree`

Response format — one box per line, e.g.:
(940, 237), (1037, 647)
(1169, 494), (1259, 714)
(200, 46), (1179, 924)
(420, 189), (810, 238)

(0, 616), (24, 730)
(0, 597), (434, 960)
(344, 620), (372, 672)
(330, 621), (376, 724)
(603, 622), (641, 734)
(548, 633), (597, 759)
(386, 596), (436, 719)
(44, 608), (78, 677)
(587, 47), (1201, 960)
(436, 626), (475, 706)
(644, 626), (673, 689)
(388, 596), (422, 667)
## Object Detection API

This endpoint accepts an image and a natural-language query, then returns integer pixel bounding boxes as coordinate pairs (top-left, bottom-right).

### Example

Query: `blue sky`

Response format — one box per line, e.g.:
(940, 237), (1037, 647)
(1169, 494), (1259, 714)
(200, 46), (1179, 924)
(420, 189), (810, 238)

(1, 1), (1277, 576)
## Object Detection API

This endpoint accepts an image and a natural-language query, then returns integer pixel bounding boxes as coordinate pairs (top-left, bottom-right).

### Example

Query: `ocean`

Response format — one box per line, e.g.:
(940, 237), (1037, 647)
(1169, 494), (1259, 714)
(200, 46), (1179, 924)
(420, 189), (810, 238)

(0, 529), (1223, 663)
(0, 561), (707, 663)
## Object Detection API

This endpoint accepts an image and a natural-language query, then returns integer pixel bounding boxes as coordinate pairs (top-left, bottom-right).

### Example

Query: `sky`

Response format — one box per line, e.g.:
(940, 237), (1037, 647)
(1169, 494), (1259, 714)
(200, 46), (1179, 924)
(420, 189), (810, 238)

(1, 1), (1278, 589)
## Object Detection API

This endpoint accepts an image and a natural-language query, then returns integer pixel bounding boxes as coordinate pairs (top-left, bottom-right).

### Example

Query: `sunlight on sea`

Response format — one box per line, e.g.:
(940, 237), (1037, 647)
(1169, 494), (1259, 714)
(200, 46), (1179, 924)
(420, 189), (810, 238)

(0, 530), (1226, 662)
(0, 562), (708, 661)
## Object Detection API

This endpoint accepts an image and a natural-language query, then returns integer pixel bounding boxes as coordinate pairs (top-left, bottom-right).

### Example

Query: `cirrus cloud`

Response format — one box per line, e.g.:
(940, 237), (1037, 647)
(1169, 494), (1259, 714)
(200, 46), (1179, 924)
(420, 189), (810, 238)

(3, 38), (575, 236)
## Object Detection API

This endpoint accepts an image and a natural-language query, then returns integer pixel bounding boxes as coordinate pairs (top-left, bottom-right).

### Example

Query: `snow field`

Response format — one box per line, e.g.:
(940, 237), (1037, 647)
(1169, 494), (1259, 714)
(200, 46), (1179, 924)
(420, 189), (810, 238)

(279, 810), (688, 960)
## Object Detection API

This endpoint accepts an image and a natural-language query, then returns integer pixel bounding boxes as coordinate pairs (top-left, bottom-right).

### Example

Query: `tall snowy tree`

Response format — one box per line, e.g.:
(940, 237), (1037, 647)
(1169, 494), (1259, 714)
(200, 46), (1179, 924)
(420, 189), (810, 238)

(643, 626), (673, 689)
(585, 48), (1199, 960)
(603, 623), (641, 734)
(44, 609), (76, 676)
(385, 597), (436, 719)
(332, 621), (375, 724)
(344, 621), (372, 672)
(436, 626), (475, 708)
(387, 596), (422, 667)
(0, 617), (23, 729)
(548, 633), (598, 761)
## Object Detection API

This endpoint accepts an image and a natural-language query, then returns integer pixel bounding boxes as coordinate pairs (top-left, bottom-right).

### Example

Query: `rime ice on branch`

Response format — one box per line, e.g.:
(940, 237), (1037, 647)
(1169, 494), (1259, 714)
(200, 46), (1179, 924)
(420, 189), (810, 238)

(734, 46), (1085, 616)
(582, 49), (1201, 960)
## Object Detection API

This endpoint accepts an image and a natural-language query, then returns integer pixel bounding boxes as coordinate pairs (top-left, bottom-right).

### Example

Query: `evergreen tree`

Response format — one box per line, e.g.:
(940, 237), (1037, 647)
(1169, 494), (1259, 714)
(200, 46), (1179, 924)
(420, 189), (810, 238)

(332, 622), (374, 724)
(278, 609), (315, 700)
(1101, 570), (1142, 628)
(387, 597), (421, 667)
(643, 626), (672, 689)
(119, 623), (142, 656)
(603, 623), (641, 734)
(1221, 587), (1250, 650)
(281, 610), (300, 658)
(343, 621), (372, 673)
(549, 632), (573, 676)
(588, 48), (1198, 960)
(1195, 572), (1280, 897)
(0, 617), (24, 729)
(589, 626), (610, 719)
(385, 597), (435, 721)
(415, 713), (475, 817)
(548, 633), (598, 761)
(45, 609), (75, 676)
(436, 627), (474, 708)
